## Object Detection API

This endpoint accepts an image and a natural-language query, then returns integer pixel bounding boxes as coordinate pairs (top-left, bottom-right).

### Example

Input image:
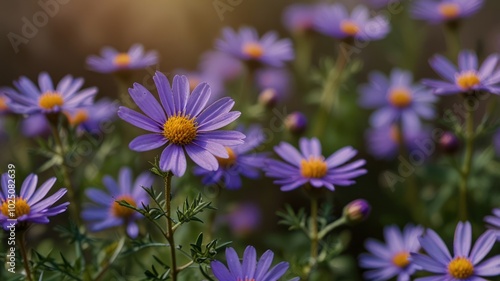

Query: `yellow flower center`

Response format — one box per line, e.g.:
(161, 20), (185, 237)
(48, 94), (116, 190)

(112, 195), (137, 218)
(67, 109), (89, 126)
(300, 157), (328, 178)
(0, 96), (8, 111)
(113, 53), (131, 67)
(216, 147), (238, 168)
(456, 71), (481, 90)
(388, 87), (412, 108)
(448, 257), (474, 279)
(1, 197), (31, 219)
(438, 3), (460, 19)
(39, 91), (64, 110)
(163, 115), (197, 145)
(390, 125), (403, 144)
(340, 20), (360, 36)
(242, 42), (264, 59)
(392, 251), (410, 268)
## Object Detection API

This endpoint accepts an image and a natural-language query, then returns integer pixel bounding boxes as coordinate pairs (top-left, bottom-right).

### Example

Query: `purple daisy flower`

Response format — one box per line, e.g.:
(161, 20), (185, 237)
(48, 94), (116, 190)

(359, 224), (424, 281)
(21, 114), (51, 138)
(282, 4), (322, 34)
(0, 173), (69, 230)
(216, 27), (294, 68)
(365, 125), (430, 160)
(65, 99), (117, 134)
(484, 208), (500, 240)
(314, 4), (390, 41)
(412, 0), (483, 24)
(264, 137), (367, 191)
(423, 50), (500, 95)
(193, 125), (267, 189)
(117, 72), (245, 177)
(81, 167), (154, 238)
(86, 44), (158, 73)
(5, 72), (97, 115)
(211, 246), (299, 281)
(359, 69), (437, 129)
(411, 221), (500, 280)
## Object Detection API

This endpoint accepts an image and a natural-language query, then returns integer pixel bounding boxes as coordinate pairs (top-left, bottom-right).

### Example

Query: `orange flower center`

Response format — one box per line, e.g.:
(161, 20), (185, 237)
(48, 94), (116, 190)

(216, 147), (238, 167)
(113, 53), (131, 67)
(388, 87), (412, 108)
(67, 109), (89, 126)
(300, 157), (327, 178)
(1, 197), (30, 219)
(112, 195), (137, 218)
(438, 3), (460, 19)
(340, 20), (360, 36)
(448, 257), (474, 279)
(163, 115), (197, 145)
(392, 251), (410, 268)
(456, 71), (481, 90)
(242, 43), (264, 59)
(0, 96), (8, 111)
(39, 91), (64, 110)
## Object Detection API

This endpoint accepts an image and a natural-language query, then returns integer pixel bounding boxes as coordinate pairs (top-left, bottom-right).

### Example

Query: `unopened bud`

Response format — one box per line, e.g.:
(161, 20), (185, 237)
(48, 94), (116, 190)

(439, 132), (460, 154)
(284, 111), (307, 135)
(343, 199), (371, 223)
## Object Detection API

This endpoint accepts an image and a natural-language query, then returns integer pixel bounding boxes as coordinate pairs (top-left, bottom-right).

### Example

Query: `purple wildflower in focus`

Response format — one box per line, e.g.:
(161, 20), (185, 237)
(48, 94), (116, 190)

(484, 208), (500, 240)
(412, 0), (483, 24)
(365, 125), (430, 160)
(0, 173), (69, 230)
(216, 27), (294, 68)
(65, 99), (117, 134)
(193, 126), (267, 189)
(282, 3), (322, 34)
(211, 246), (299, 281)
(21, 114), (51, 138)
(411, 221), (500, 280)
(82, 167), (154, 238)
(423, 50), (500, 95)
(117, 72), (245, 177)
(359, 224), (424, 281)
(314, 3), (390, 41)
(264, 138), (366, 191)
(5, 72), (97, 115)
(359, 69), (437, 130)
(86, 44), (158, 73)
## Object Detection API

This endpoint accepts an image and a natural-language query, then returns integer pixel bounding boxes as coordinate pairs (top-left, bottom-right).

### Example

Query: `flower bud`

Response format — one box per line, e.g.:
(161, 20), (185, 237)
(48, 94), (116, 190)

(343, 199), (371, 223)
(284, 111), (307, 135)
(439, 132), (460, 154)
(258, 88), (279, 108)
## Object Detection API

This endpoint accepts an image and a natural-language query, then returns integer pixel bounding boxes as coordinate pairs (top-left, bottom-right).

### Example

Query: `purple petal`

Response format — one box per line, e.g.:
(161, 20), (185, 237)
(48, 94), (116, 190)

(160, 145), (187, 177)
(129, 134), (167, 151)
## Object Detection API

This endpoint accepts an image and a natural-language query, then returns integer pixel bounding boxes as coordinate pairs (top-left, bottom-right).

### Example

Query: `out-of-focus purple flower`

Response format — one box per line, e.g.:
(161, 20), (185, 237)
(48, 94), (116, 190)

(21, 114), (51, 138)
(194, 126), (267, 189)
(5, 72), (97, 115)
(86, 44), (158, 73)
(0, 173), (69, 230)
(484, 208), (500, 240)
(174, 69), (224, 101)
(255, 68), (291, 103)
(314, 4), (390, 41)
(359, 224), (423, 281)
(216, 27), (294, 68)
(82, 167), (154, 238)
(0, 89), (12, 115)
(264, 138), (367, 191)
(359, 69), (437, 130)
(282, 4), (322, 34)
(365, 125), (430, 160)
(411, 221), (500, 280)
(494, 130), (500, 156)
(117, 72), (245, 177)
(211, 246), (299, 281)
(65, 99), (117, 134)
(343, 199), (371, 223)
(219, 202), (261, 236)
(439, 131), (460, 154)
(284, 112), (307, 135)
(412, 0), (483, 24)
(199, 51), (244, 82)
(424, 50), (500, 95)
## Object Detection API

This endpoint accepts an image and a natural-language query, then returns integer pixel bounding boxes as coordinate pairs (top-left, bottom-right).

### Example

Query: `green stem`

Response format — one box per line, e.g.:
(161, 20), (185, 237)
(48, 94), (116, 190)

(317, 217), (347, 240)
(293, 33), (313, 90)
(49, 121), (80, 223)
(19, 232), (33, 281)
(309, 197), (319, 266)
(444, 22), (461, 61)
(164, 172), (178, 281)
(459, 101), (474, 221)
